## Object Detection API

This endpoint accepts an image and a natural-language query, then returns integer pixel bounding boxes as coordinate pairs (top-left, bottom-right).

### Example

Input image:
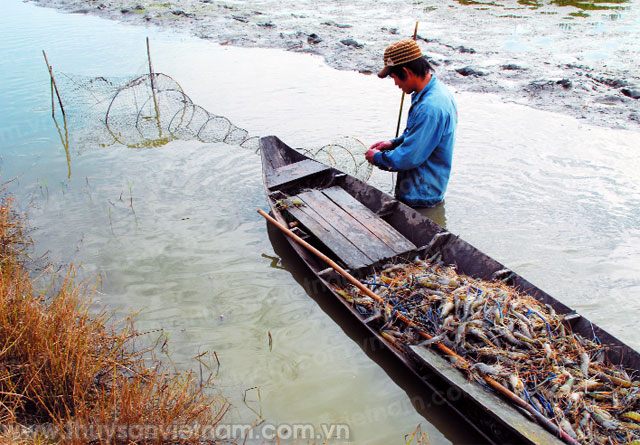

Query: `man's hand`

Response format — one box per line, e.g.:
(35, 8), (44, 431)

(365, 148), (378, 164)
(369, 140), (393, 151)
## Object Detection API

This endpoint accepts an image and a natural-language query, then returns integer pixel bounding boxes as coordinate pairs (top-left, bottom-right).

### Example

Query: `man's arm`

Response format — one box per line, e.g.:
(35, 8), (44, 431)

(369, 140), (392, 152)
(372, 107), (446, 171)
(366, 136), (406, 165)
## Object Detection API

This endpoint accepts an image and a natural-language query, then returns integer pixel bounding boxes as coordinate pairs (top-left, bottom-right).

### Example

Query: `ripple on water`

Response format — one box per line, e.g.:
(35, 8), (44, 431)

(3, 2), (639, 441)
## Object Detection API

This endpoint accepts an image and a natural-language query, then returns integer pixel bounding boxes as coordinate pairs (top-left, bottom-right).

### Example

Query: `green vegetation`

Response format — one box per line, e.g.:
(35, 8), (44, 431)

(551, 0), (629, 11)
(569, 10), (591, 16)
(453, 0), (630, 12)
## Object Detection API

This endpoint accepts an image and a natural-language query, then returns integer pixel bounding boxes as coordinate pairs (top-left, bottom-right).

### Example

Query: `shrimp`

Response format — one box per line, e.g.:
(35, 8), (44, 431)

(579, 351), (590, 377)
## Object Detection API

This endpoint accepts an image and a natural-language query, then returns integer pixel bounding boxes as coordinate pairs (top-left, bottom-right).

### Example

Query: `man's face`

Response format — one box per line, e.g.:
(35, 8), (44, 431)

(390, 69), (414, 94)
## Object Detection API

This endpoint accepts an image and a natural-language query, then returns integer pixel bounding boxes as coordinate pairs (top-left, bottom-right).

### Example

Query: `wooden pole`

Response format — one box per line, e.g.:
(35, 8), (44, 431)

(146, 37), (162, 138)
(257, 208), (579, 445)
(146, 37), (156, 93)
(49, 78), (55, 117)
(42, 50), (65, 118)
(395, 22), (420, 137)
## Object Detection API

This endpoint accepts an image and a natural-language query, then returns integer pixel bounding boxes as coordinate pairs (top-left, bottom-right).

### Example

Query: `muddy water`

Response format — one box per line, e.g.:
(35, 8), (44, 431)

(2, 1), (640, 443)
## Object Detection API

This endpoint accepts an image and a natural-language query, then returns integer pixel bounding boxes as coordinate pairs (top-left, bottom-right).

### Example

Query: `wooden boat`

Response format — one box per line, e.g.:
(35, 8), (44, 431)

(259, 135), (640, 444)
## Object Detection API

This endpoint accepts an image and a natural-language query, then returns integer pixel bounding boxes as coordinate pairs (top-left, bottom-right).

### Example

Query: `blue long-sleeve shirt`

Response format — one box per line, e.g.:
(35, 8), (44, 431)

(372, 75), (457, 207)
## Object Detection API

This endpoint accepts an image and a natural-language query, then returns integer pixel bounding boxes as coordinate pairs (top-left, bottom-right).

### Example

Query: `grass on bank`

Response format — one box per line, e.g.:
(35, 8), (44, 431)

(0, 197), (230, 443)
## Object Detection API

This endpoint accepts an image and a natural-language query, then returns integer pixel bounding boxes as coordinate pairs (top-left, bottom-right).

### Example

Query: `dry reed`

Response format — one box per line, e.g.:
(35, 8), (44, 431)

(0, 196), (230, 443)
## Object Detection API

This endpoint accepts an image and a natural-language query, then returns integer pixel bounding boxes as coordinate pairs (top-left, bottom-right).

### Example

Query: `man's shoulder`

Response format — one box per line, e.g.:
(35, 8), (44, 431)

(416, 90), (455, 112)
(419, 79), (456, 111)
(426, 77), (454, 99)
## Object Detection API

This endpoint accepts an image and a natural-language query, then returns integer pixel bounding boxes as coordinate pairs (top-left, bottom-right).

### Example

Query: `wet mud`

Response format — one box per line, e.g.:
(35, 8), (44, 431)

(29, 0), (640, 129)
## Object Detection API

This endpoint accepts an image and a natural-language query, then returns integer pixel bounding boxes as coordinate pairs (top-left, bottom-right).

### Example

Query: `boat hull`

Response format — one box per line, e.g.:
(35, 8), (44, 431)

(259, 135), (640, 444)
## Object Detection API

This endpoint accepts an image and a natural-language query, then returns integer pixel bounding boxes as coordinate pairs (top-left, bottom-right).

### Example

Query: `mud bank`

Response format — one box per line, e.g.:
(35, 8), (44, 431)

(29, 0), (639, 129)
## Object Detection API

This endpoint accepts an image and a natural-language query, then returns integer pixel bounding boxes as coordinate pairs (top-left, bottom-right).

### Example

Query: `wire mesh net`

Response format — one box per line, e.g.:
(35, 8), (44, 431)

(299, 136), (372, 182)
(53, 71), (259, 151)
(50, 67), (372, 182)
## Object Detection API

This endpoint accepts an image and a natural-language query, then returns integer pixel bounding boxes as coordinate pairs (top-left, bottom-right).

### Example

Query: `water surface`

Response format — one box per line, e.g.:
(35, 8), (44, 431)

(1, 1), (640, 443)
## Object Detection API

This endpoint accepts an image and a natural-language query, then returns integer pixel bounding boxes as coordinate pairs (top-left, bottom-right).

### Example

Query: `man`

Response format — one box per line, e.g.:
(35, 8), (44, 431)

(366, 39), (458, 211)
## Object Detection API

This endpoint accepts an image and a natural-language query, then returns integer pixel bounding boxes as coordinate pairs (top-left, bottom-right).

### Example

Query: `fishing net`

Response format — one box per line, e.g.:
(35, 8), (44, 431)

(300, 136), (373, 182)
(48, 61), (372, 182)
(51, 71), (259, 151)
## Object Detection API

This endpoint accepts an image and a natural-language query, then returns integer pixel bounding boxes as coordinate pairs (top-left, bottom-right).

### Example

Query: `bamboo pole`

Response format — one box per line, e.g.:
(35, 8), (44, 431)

(49, 78), (55, 118)
(257, 207), (579, 445)
(147, 37), (156, 94)
(394, 22), (419, 137)
(42, 50), (65, 118)
(146, 37), (163, 138)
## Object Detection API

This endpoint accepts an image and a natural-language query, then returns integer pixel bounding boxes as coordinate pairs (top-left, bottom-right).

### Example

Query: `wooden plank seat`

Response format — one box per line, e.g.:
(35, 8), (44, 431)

(265, 159), (331, 190)
(285, 186), (416, 269)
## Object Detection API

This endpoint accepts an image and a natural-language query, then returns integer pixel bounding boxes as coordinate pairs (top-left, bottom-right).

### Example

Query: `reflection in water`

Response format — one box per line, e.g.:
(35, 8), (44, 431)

(606, 11), (625, 18)
(417, 201), (447, 228)
(44, 51), (72, 178)
(52, 113), (71, 179)
(261, 253), (286, 270)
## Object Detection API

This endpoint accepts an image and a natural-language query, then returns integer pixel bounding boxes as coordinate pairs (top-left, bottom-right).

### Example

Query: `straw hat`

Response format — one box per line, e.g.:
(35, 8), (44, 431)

(378, 39), (423, 78)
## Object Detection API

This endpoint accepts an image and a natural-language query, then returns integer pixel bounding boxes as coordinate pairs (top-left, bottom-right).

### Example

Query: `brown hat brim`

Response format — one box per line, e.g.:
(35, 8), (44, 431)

(378, 65), (392, 78)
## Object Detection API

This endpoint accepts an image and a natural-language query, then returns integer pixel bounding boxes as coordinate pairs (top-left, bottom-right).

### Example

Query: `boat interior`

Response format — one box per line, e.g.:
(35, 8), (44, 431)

(261, 135), (640, 371)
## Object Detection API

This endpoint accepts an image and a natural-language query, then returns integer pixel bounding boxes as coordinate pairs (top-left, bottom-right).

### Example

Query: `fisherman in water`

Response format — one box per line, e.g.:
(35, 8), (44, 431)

(366, 39), (457, 226)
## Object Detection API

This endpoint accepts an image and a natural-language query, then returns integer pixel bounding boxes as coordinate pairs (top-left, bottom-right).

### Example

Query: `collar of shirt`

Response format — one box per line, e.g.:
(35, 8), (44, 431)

(411, 73), (436, 106)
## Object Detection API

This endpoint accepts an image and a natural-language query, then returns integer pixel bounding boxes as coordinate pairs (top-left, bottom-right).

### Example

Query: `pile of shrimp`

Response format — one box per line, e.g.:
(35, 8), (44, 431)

(337, 259), (640, 444)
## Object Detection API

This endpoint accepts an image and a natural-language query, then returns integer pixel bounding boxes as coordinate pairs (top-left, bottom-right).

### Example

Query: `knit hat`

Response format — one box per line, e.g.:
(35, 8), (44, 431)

(377, 39), (423, 78)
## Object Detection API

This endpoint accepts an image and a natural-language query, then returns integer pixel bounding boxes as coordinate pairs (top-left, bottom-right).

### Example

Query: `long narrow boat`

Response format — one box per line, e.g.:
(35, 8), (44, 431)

(259, 135), (640, 444)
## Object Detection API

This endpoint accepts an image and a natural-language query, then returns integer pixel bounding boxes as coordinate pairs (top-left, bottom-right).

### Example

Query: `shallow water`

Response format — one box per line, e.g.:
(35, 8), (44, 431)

(1, 1), (640, 443)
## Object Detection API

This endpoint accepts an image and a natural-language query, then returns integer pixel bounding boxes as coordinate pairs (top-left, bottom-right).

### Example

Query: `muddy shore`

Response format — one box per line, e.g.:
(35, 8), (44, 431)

(29, 0), (639, 130)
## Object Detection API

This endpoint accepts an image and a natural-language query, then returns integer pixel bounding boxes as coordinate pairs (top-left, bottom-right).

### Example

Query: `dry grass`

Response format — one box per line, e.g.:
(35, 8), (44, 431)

(0, 197), (230, 443)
